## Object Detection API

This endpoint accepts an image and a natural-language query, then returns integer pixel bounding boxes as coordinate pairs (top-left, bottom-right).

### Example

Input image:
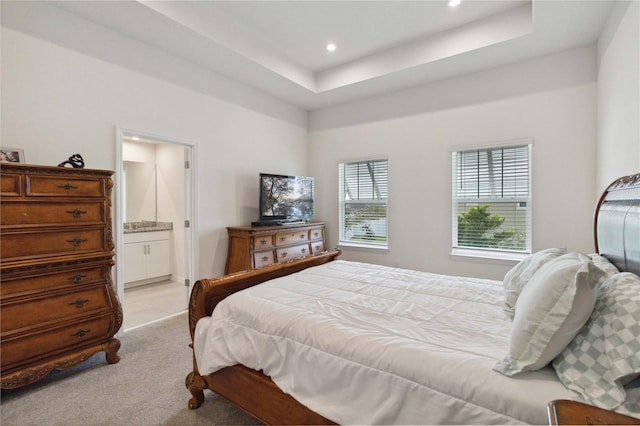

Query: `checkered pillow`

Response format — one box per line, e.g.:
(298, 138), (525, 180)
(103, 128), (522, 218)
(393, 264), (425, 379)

(552, 272), (640, 410)
(589, 254), (620, 279)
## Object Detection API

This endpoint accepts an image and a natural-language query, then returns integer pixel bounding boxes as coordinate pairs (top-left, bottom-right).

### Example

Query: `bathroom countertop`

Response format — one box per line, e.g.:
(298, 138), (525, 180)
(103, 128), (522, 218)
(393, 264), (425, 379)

(123, 221), (173, 234)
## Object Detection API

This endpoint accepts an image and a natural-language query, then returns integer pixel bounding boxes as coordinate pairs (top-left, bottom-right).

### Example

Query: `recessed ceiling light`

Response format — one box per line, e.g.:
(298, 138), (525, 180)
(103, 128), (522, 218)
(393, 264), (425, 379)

(449, 0), (461, 6)
(326, 43), (337, 52)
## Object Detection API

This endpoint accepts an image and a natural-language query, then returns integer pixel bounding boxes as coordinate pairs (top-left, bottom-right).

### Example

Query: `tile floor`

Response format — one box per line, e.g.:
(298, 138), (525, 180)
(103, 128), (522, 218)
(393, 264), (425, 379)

(122, 279), (189, 331)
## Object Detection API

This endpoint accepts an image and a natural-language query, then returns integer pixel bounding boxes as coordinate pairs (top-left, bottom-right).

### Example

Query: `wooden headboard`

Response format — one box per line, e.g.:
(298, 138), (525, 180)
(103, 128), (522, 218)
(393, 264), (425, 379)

(594, 172), (640, 276)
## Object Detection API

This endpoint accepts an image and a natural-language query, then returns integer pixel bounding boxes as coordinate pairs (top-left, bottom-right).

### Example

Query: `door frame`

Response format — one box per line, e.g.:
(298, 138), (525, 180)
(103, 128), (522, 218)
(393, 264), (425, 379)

(114, 126), (198, 333)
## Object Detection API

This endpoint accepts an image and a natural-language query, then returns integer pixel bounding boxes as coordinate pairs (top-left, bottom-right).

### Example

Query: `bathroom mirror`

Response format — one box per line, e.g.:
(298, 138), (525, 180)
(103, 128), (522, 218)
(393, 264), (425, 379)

(123, 160), (157, 222)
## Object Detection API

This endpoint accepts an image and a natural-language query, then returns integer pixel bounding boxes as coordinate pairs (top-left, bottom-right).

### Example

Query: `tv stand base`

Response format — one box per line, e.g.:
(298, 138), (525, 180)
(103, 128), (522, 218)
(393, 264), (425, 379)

(251, 220), (306, 226)
(251, 220), (281, 226)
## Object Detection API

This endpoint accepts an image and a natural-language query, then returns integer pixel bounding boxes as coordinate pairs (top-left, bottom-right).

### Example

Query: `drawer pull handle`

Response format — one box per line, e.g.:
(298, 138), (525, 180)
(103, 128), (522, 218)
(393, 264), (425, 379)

(71, 329), (90, 338)
(58, 183), (78, 190)
(66, 209), (87, 218)
(280, 237), (286, 241)
(70, 274), (87, 283)
(314, 232), (319, 237)
(67, 238), (87, 246)
(260, 239), (267, 245)
(69, 298), (89, 308)
(281, 252), (288, 258)
(301, 248), (307, 253)
(261, 256), (269, 261)
(299, 234), (305, 239)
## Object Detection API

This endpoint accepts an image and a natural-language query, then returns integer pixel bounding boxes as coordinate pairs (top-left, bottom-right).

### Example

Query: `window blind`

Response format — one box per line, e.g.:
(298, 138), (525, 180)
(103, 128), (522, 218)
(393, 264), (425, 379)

(339, 159), (388, 247)
(452, 144), (531, 253)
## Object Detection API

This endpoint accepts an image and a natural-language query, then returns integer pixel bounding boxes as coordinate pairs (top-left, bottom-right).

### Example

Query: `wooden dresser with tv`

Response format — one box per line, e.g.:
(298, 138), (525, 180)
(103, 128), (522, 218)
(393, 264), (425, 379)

(225, 222), (326, 274)
(0, 163), (122, 389)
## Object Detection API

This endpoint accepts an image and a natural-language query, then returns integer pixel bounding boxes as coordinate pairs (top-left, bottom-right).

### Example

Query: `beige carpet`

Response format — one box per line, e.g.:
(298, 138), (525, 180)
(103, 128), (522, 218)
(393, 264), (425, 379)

(1, 312), (260, 425)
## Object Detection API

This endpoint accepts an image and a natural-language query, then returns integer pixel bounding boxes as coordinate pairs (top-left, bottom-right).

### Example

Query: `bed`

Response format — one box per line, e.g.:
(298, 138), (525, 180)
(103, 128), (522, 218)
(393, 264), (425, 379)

(186, 172), (640, 424)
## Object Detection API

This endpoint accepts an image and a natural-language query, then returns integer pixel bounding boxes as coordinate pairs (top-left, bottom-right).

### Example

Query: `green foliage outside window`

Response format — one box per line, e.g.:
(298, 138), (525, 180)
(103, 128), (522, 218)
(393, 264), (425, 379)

(457, 204), (523, 250)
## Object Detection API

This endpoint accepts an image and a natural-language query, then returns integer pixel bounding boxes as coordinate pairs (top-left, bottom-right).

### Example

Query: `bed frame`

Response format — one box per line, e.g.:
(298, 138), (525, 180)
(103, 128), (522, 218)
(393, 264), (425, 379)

(594, 173), (640, 276)
(186, 249), (340, 424)
(186, 172), (640, 424)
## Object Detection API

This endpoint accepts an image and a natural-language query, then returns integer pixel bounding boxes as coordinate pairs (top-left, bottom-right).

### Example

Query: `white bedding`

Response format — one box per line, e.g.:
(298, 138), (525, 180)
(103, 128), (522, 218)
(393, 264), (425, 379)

(194, 260), (588, 424)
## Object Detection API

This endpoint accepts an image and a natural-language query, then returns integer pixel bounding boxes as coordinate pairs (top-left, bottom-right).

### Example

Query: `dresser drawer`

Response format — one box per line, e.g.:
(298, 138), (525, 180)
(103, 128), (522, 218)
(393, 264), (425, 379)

(1, 201), (106, 227)
(275, 230), (308, 246)
(1, 228), (107, 260)
(253, 235), (274, 250)
(276, 244), (310, 262)
(1, 314), (114, 369)
(1, 286), (112, 333)
(253, 250), (275, 269)
(310, 241), (325, 254)
(0, 264), (108, 297)
(25, 175), (105, 198)
(309, 227), (324, 241)
(1, 173), (21, 197)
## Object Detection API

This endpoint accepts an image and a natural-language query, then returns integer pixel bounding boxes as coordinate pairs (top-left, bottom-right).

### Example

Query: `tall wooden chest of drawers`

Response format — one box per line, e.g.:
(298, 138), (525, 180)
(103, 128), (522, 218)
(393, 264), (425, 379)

(0, 163), (122, 389)
(225, 222), (326, 274)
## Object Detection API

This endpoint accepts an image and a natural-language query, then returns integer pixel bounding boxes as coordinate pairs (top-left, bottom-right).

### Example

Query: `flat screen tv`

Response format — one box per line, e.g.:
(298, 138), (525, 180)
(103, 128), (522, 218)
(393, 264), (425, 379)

(256, 173), (314, 225)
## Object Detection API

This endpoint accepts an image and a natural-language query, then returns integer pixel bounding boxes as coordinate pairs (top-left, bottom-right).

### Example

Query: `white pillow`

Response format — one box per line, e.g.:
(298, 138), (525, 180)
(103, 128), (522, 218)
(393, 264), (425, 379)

(503, 248), (567, 316)
(494, 252), (605, 375)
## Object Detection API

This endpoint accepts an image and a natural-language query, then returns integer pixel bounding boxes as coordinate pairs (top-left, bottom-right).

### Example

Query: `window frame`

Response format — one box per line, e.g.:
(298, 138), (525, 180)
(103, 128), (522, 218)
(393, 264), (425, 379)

(451, 140), (532, 261)
(338, 158), (389, 250)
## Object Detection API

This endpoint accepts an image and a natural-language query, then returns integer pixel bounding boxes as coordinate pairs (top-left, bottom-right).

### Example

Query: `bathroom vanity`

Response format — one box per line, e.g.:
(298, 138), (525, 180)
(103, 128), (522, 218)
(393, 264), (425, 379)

(123, 222), (172, 287)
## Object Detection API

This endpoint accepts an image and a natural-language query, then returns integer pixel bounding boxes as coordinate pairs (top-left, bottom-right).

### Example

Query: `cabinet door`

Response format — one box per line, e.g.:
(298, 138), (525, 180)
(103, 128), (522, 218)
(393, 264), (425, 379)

(123, 242), (147, 283)
(146, 239), (171, 278)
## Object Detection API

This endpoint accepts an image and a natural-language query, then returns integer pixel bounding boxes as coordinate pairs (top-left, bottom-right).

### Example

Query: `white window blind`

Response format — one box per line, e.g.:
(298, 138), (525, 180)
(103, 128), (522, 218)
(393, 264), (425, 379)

(339, 159), (388, 247)
(452, 144), (531, 254)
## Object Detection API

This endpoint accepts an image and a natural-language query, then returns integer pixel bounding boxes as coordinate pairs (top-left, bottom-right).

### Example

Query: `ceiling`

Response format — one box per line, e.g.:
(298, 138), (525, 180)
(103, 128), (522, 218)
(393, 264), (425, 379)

(51, 0), (613, 111)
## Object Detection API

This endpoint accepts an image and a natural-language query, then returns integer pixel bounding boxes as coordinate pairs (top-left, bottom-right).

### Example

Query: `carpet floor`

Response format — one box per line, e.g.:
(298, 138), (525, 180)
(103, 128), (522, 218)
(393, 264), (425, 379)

(1, 312), (261, 425)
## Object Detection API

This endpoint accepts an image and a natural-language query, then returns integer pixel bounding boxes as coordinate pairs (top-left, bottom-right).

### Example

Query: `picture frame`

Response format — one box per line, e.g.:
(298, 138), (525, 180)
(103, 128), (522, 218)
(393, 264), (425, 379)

(0, 147), (25, 163)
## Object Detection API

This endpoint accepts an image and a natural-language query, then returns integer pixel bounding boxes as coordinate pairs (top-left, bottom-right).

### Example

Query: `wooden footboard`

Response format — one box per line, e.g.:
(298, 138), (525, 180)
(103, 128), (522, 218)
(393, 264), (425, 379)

(187, 365), (335, 424)
(187, 249), (341, 339)
(186, 250), (341, 424)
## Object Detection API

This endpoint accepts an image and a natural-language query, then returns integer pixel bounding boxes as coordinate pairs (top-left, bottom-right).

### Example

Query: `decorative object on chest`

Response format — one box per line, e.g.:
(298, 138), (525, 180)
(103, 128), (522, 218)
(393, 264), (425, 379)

(225, 222), (326, 274)
(0, 163), (122, 389)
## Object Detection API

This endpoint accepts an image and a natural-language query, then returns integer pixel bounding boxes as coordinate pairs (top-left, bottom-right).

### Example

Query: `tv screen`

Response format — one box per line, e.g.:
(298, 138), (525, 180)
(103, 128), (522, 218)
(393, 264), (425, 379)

(259, 173), (314, 223)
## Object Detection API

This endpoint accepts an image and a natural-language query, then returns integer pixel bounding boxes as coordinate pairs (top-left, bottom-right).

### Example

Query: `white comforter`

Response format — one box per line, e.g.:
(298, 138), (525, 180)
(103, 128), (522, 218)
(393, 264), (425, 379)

(194, 260), (578, 424)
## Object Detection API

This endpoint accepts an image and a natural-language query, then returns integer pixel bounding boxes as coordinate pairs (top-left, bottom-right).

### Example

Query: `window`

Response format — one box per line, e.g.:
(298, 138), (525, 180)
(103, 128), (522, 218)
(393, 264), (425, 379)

(452, 143), (531, 257)
(339, 159), (388, 248)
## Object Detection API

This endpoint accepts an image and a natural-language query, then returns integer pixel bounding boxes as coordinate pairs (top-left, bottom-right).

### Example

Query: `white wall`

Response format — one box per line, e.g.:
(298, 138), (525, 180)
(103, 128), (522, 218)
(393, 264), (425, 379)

(309, 47), (598, 280)
(3, 1), (636, 283)
(1, 4), (309, 279)
(597, 0), (640, 191)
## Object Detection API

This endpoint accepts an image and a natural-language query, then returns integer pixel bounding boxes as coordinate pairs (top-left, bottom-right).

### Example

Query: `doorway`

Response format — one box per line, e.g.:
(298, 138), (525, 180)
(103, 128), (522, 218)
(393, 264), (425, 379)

(115, 128), (196, 331)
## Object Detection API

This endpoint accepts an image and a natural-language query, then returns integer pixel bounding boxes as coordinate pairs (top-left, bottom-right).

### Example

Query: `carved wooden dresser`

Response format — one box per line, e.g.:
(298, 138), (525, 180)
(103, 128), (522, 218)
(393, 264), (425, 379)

(225, 222), (326, 274)
(0, 163), (122, 389)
